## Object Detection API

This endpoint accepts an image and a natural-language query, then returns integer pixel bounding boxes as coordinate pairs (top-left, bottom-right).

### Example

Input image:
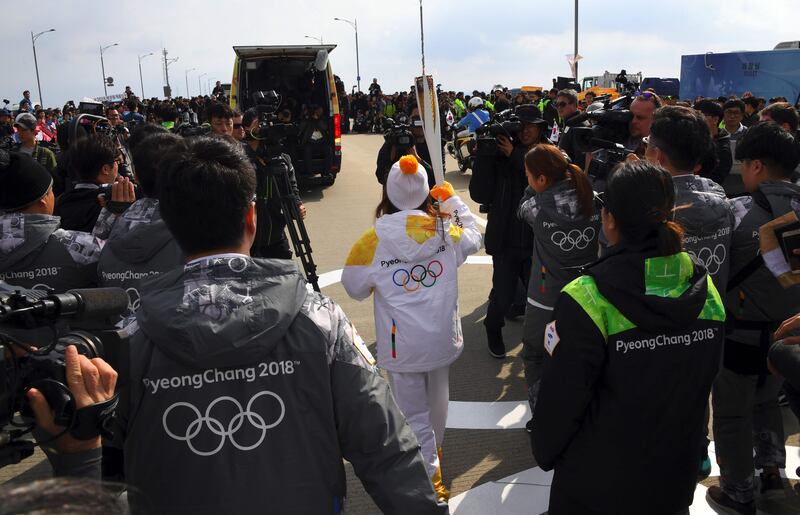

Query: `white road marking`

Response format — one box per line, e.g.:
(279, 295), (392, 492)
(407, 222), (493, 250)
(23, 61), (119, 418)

(473, 215), (487, 227)
(447, 401), (530, 430)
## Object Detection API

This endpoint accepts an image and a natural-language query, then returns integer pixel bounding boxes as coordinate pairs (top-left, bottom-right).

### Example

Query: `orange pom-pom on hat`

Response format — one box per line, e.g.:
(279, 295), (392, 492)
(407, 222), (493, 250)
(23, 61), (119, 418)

(386, 154), (430, 211)
(399, 154), (419, 175)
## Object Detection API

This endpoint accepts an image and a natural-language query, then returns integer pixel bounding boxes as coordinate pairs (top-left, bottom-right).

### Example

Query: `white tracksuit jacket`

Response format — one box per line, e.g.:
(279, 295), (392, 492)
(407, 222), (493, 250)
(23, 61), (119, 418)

(342, 195), (482, 373)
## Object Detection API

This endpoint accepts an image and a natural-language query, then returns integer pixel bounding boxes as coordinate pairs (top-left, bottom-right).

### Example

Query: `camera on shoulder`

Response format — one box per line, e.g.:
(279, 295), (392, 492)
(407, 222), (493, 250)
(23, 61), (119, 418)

(474, 109), (521, 157)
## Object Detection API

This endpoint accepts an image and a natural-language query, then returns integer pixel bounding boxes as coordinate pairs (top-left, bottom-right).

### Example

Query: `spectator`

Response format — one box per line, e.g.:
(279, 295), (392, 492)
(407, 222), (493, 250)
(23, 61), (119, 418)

(121, 98), (145, 124)
(105, 107), (123, 127)
(18, 90), (32, 114)
(55, 134), (120, 232)
(12, 113), (58, 186)
(722, 98), (748, 146)
(0, 107), (13, 138)
(369, 78), (382, 98)
(743, 96), (760, 127)
(556, 89), (588, 167)
(626, 91), (662, 153)
(759, 102), (799, 133)
(207, 101), (233, 136)
(694, 98), (733, 185)
(231, 110), (245, 141)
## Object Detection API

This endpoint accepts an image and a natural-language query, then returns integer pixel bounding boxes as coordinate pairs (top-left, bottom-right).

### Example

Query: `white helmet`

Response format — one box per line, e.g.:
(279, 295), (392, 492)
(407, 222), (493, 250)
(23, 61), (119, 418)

(468, 97), (484, 109)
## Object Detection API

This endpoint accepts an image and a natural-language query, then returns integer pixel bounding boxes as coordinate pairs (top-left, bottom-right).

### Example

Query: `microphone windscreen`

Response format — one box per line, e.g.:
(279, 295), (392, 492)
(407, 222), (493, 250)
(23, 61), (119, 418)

(67, 288), (129, 320)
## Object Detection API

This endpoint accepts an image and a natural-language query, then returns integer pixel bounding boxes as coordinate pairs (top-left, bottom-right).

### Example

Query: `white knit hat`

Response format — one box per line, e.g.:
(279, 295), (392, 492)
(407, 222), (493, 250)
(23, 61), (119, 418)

(386, 155), (430, 211)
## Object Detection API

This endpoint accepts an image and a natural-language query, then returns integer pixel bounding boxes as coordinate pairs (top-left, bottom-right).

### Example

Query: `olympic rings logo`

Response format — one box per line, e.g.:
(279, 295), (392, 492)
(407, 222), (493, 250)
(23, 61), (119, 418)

(550, 228), (596, 251)
(162, 391), (285, 456)
(392, 260), (444, 292)
(690, 244), (727, 276)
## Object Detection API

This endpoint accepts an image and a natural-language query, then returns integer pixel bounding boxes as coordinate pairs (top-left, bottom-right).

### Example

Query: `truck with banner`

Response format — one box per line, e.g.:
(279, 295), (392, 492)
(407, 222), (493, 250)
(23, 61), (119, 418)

(679, 45), (800, 102)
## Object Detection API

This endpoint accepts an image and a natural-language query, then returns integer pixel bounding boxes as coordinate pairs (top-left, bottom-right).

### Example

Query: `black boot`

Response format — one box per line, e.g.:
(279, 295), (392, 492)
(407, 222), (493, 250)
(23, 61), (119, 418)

(487, 327), (506, 359)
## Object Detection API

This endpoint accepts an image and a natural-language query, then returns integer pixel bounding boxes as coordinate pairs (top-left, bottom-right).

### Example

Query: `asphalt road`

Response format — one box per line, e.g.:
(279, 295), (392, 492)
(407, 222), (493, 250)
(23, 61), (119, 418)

(3, 133), (799, 514)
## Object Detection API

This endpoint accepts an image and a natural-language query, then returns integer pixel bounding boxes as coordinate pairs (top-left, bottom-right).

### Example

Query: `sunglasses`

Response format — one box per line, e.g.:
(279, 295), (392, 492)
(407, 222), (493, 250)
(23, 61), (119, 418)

(233, 123), (243, 129)
(555, 101), (569, 108)
(633, 91), (656, 100)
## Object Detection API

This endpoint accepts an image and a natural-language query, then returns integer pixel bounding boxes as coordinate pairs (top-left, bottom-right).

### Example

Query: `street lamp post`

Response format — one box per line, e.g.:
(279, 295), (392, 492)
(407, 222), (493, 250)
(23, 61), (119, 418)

(207, 77), (218, 96)
(304, 35), (323, 44)
(100, 43), (119, 97)
(334, 17), (360, 92)
(31, 29), (55, 108)
(574, 0), (579, 80)
(138, 52), (154, 99)
(198, 73), (207, 96)
(185, 68), (196, 98)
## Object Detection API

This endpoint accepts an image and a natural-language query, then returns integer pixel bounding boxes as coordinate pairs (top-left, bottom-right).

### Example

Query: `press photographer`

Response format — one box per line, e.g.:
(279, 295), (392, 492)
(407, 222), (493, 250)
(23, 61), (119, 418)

(241, 94), (306, 260)
(376, 107), (436, 187)
(555, 89), (589, 168)
(469, 104), (549, 358)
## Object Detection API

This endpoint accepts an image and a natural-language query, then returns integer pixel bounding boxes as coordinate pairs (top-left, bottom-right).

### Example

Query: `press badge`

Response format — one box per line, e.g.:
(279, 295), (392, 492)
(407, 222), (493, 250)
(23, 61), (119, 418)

(544, 321), (560, 356)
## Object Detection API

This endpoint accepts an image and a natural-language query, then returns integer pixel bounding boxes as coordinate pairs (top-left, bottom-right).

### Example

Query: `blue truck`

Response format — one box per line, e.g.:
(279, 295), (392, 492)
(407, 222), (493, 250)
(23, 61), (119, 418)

(680, 45), (800, 102)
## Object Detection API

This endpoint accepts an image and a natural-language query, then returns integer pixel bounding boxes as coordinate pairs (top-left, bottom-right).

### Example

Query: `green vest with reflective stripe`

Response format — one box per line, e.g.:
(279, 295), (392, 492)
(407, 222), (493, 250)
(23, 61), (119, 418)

(562, 253), (726, 341)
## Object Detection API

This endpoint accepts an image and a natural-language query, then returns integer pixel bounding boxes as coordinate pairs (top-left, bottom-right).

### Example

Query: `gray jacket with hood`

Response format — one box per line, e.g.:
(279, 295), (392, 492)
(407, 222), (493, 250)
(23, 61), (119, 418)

(672, 175), (735, 295)
(96, 198), (183, 325)
(726, 181), (800, 355)
(122, 256), (446, 515)
(0, 213), (102, 291)
(517, 180), (600, 309)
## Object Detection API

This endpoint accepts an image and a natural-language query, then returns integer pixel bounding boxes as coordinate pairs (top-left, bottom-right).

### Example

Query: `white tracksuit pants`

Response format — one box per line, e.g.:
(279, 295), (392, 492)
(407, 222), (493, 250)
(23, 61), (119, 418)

(387, 366), (450, 478)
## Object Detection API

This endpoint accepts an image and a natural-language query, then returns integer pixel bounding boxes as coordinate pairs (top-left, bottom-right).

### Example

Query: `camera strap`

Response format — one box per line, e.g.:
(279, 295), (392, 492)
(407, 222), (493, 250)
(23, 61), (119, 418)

(69, 393), (119, 441)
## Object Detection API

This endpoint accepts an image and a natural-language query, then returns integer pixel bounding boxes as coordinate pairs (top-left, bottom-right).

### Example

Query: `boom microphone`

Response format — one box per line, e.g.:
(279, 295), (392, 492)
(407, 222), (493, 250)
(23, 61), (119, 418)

(0, 287), (129, 323)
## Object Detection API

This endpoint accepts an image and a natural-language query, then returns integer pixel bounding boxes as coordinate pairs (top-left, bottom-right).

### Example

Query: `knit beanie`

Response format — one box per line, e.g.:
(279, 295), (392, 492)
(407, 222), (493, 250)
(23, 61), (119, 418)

(0, 151), (53, 211)
(386, 155), (430, 211)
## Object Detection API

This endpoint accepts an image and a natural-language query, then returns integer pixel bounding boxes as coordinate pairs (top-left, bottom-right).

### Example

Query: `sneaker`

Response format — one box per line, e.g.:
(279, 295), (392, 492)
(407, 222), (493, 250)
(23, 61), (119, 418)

(759, 471), (784, 499)
(698, 454), (712, 481)
(706, 486), (755, 515)
(487, 328), (506, 358)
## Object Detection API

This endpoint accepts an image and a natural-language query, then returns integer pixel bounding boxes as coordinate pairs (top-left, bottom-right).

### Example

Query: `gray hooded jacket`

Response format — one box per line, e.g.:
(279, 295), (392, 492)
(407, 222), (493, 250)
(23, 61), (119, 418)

(518, 180), (600, 308)
(97, 199), (183, 325)
(0, 213), (101, 291)
(122, 256), (446, 515)
(672, 175), (735, 295)
(727, 181), (800, 348)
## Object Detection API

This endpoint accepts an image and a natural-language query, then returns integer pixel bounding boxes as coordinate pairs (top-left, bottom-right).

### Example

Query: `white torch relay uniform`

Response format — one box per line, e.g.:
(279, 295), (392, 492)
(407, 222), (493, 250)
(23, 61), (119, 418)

(342, 191), (482, 485)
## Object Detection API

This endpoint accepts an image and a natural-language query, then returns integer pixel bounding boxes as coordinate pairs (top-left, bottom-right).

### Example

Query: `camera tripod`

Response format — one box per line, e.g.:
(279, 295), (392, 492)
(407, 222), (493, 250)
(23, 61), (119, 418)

(254, 151), (320, 292)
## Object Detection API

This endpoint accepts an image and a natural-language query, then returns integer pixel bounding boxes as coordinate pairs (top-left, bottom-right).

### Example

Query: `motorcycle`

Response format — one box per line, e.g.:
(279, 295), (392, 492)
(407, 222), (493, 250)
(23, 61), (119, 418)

(445, 110), (474, 173)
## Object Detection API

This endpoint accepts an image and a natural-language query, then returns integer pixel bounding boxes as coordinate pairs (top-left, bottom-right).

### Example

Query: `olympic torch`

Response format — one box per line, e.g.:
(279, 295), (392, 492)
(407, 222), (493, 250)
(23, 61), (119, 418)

(415, 75), (445, 186)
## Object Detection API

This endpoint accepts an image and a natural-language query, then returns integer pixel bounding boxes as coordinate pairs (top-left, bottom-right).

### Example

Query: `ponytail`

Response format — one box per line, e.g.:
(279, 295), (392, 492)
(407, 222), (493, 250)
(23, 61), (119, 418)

(657, 220), (684, 256)
(564, 163), (594, 218)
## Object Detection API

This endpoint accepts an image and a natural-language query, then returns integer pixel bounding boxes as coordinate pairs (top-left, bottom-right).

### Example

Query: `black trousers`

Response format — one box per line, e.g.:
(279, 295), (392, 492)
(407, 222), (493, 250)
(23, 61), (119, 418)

(484, 251), (531, 331)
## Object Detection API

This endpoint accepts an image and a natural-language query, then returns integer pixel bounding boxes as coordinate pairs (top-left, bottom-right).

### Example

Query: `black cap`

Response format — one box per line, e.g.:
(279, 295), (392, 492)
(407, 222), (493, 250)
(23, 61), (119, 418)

(514, 104), (546, 125)
(0, 151), (53, 211)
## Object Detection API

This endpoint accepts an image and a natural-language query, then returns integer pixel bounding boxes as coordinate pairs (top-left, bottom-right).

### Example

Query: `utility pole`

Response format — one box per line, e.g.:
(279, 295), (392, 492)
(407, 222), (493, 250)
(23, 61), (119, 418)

(100, 43), (119, 97)
(198, 73), (207, 96)
(162, 48), (179, 98)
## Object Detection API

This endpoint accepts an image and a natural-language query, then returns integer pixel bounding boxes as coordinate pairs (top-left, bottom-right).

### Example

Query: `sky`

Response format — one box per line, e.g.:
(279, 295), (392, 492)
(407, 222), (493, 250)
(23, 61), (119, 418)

(2, 0), (798, 109)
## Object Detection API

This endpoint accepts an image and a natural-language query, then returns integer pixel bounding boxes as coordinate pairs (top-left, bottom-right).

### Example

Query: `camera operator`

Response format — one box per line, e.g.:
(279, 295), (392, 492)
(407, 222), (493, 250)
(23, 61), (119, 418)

(693, 99), (733, 186)
(469, 105), (549, 358)
(0, 152), (110, 292)
(241, 107), (306, 260)
(0, 107), (15, 138)
(376, 107), (436, 187)
(207, 101), (234, 137)
(118, 136), (447, 514)
(555, 89), (589, 168)
(96, 132), (186, 325)
(54, 134), (124, 233)
(708, 122), (800, 512)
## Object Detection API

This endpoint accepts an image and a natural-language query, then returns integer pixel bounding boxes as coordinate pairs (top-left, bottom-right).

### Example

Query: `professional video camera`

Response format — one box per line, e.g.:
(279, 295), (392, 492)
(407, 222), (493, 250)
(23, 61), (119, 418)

(175, 122), (212, 138)
(0, 285), (129, 468)
(382, 117), (415, 154)
(249, 91), (299, 158)
(569, 94), (636, 179)
(474, 109), (522, 157)
(247, 91), (319, 292)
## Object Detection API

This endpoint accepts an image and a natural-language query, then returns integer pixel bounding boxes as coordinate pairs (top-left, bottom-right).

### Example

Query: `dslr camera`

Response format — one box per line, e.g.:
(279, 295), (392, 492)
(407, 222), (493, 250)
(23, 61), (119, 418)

(474, 109), (522, 157)
(569, 95), (636, 179)
(0, 285), (129, 468)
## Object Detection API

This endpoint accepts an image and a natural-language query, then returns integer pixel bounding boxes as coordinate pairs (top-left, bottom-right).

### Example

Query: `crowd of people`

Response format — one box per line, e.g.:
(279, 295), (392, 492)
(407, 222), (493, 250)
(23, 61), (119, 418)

(0, 74), (800, 515)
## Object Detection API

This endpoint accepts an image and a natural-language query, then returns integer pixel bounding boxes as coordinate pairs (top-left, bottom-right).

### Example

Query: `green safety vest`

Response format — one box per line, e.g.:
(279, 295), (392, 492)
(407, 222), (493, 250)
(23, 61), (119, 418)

(384, 103), (397, 118)
(562, 252), (726, 341)
(454, 99), (466, 118)
(484, 99), (494, 112)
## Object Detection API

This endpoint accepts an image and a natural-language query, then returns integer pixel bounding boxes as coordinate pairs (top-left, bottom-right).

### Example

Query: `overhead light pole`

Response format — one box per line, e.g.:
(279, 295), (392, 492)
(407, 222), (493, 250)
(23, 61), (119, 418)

(334, 17), (360, 92)
(185, 68), (196, 98)
(31, 29), (55, 108)
(304, 35), (323, 44)
(574, 0), (579, 80)
(198, 73), (207, 96)
(100, 43), (119, 97)
(138, 52), (154, 99)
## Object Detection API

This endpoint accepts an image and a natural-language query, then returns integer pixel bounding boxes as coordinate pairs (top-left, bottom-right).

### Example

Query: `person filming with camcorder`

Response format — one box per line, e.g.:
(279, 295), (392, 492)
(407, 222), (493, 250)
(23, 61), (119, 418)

(376, 106), (436, 187)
